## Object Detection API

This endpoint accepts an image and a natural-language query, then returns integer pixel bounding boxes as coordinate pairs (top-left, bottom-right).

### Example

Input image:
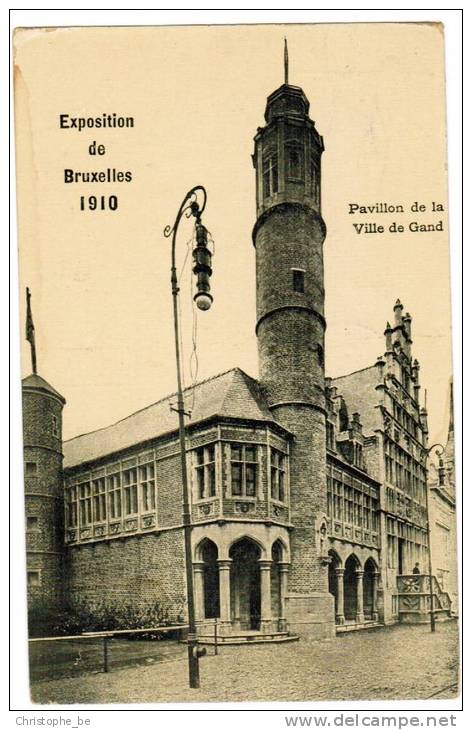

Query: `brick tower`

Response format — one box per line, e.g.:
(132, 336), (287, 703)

(252, 55), (334, 637)
(22, 373), (65, 635)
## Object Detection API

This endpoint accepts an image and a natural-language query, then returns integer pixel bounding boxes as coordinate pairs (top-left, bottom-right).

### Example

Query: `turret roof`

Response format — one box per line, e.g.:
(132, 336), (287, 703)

(22, 373), (65, 403)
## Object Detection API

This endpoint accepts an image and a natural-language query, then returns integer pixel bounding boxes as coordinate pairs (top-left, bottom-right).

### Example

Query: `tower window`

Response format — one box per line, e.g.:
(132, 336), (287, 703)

(292, 269), (305, 293)
(310, 157), (320, 202)
(52, 415), (59, 437)
(25, 461), (37, 476)
(286, 145), (303, 179)
(27, 570), (41, 587)
(26, 515), (39, 531)
(263, 152), (278, 198)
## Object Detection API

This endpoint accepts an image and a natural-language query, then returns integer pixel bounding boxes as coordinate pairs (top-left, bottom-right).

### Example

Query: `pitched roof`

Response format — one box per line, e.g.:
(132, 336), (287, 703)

(22, 373), (66, 403)
(63, 368), (278, 470)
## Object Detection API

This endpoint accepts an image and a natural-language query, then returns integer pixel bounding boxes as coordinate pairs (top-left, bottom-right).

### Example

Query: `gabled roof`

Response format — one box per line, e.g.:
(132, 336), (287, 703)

(22, 373), (65, 403)
(63, 368), (279, 470)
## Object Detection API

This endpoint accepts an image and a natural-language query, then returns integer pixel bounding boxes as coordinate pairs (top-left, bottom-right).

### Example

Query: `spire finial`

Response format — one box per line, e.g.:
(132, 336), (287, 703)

(284, 37), (289, 85)
(26, 287), (37, 375)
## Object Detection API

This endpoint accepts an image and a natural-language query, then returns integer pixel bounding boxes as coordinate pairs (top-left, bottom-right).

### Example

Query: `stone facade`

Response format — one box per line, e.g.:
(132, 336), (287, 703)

(429, 383), (457, 613)
(22, 76), (456, 640)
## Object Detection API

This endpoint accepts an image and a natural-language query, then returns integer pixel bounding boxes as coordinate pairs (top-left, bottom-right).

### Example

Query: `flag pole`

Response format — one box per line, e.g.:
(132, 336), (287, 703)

(26, 287), (37, 374)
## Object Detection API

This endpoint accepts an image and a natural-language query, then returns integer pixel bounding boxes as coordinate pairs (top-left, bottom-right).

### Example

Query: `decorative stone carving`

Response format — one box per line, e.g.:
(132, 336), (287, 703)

(124, 519), (138, 532)
(402, 576), (420, 593)
(198, 503), (212, 516)
(235, 501), (254, 514)
(400, 595), (420, 610)
(142, 514), (156, 528)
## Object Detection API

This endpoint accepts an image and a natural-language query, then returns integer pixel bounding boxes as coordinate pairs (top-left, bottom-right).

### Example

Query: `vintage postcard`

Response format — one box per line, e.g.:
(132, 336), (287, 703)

(13, 21), (459, 705)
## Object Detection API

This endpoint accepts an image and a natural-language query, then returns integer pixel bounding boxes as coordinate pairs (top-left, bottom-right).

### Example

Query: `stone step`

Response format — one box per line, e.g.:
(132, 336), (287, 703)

(336, 621), (382, 634)
(197, 632), (299, 646)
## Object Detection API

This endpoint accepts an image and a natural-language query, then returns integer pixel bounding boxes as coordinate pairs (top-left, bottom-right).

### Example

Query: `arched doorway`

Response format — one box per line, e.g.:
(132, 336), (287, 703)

(363, 558), (378, 621)
(230, 538), (261, 630)
(201, 540), (220, 619)
(344, 554), (360, 621)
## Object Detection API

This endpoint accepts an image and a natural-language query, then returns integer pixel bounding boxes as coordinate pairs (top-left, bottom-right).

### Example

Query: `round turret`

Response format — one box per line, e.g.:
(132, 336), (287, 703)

(22, 373), (65, 635)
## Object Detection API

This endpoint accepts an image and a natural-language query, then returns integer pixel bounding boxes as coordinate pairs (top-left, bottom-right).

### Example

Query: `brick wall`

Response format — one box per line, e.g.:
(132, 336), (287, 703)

(66, 528), (186, 623)
(255, 203), (328, 599)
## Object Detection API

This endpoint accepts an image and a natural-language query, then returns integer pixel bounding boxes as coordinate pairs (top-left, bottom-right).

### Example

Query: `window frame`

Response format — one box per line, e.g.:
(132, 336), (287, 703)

(78, 481), (92, 526)
(122, 467), (138, 516)
(52, 414), (59, 437)
(285, 142), (304, 181)
(92, 477), (107, 523)
(26, 515), (40, 532)
(262, 150), (278, 198)
(25, 461), (37, 477)
(230, 443), (258, 499)
(139, 462), (156, 513)
(66, 485), (78, 528)
(292, 268), (305, 294)
(107, 472), (122, 520)
(194, 444), (217, 501)
(27, 570), (41, 587)
(270, 447), (286, 503)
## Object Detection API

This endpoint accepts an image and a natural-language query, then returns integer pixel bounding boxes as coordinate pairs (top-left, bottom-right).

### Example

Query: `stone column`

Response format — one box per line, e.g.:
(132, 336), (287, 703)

(217, 559), (232, 635)
(335, 568), (345, 625)
(232, 569), (241, 631)
(278, 562), (290, 632)
(355, 569), (365, 623)
(372, 571), (380, 622)
(259, 559), (272, 633)
(193, 561), (205, 623)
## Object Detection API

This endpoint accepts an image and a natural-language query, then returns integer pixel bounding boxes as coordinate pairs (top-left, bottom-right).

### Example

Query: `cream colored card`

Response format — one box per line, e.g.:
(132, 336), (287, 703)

(14, 22), (458, 704)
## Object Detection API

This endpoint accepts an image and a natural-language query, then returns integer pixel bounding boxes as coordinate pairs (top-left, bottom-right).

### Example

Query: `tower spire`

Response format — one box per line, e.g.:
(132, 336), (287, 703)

(284, 37), (289, 85)
(25, 287), (37, 374)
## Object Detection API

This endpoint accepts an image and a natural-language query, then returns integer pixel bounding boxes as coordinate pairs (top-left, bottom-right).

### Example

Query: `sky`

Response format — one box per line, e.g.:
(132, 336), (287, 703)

(14, 22), (454, 445)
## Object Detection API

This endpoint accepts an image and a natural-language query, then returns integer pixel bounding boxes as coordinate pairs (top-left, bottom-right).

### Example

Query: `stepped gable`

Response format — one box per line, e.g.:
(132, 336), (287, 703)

(63, 367), (277, 469)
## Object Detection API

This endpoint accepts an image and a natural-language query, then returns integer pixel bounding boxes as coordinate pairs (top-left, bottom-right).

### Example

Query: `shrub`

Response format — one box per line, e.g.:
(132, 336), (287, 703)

(49, 597), (186, 637)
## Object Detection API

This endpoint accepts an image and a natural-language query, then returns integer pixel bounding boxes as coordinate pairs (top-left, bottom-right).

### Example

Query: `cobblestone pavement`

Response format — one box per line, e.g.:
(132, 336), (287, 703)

(31, 621), (459, 705)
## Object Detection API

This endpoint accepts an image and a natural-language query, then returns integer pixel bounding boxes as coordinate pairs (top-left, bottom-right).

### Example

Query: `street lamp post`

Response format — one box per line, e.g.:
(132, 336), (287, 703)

(164, 185), (213, 689)
(423, 442), (446, 633)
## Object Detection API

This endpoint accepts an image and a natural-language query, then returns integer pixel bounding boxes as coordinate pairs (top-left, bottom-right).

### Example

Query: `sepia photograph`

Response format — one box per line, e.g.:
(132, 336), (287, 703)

(12, 18), (459, 707)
